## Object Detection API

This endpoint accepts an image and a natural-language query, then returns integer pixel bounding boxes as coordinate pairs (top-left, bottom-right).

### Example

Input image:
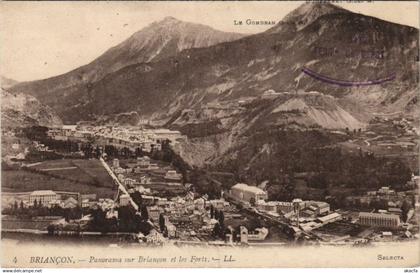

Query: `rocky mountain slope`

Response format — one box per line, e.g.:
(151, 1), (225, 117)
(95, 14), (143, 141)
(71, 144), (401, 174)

(0, 76), (19, 89)
(10, 17), (245, 110)
(171, 91), (364, 167)
(11, 3), (417, 126)
(1, 88), (62, 128)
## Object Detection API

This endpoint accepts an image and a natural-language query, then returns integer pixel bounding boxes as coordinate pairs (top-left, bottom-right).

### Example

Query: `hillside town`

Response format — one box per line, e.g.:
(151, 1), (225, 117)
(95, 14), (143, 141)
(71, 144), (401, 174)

(47, 125), (185, 152)
(2, 124), (419, 247)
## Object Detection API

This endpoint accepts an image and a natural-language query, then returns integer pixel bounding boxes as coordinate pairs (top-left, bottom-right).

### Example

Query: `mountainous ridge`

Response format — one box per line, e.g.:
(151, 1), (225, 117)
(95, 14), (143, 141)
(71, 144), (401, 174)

(11, 17), (246, 101)
(0, 75), (19, 89)
(9, 3), (418, 127)
(1, 88), (62, 128)
(281, 2), (349, 30)
(3, 3), (418, 194)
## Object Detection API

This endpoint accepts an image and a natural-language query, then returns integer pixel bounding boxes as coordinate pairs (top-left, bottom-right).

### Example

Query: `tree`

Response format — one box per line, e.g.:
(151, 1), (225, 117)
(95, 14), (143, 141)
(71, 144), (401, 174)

(140, 206), (149, 221)
(212, 222), (221, 237)
(20, 200), (24, 210)
(159, 213), (165, 232)
(131, 191), (143, 208)
(401, 200), (412, 223)
(33, 199), (38, 208)
(308, 173), (328, 189)
(95, 145), (101, 158)
(91, 207), (107, 232)
(135, 148), (143, 157)
(219, 211), (225, 226)
(232, 226), (241, 242)
(214, 209), (220, 220)
(210, 205), (214, 219)
(163, 226), (169, 238)
(47, 224), (56, 236)
(218, 224), (225, 238)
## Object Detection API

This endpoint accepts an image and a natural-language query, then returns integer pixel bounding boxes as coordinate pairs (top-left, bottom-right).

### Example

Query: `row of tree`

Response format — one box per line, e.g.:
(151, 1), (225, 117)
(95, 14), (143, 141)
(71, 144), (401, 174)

(4, 201), (82, 221)
(89, 205), (152, 234)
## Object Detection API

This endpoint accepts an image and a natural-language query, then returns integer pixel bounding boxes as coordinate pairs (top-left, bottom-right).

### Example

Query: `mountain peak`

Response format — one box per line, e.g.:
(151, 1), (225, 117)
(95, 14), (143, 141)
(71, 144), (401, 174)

(282, 2), (349, 30)
(160, 16), (181, 23)
(0, 75), (19, 89)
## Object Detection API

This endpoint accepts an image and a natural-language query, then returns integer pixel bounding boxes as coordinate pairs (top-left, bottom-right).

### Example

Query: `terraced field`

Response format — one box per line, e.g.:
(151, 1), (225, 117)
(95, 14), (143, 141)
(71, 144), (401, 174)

(2, 159), (117, 198)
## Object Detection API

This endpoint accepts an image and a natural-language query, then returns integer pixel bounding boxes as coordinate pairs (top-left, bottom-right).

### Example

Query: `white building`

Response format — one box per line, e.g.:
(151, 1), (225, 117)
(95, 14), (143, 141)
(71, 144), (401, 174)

(248, 227), (269, 241)
(317, 212), (342, 225)
(359, 212), (400, 228)
(230, 183), (268, 203)
(113, 158), (120, 168)
(165, 217), (177, 238)
(208, 199), (228, 210)
(123, 178), (137, 187)
(145, 229), (165, 244)
(63, 197), (79, 209)
(261, 89), (282, 99)
(277, 202), (294, 213)
(303, 201), (330, 216)
(164, 170), (182, 181)
(378, 186), (395, 195)
(29, 190), (58, 206)
(256, 200), (278, 212)
(137, 156), (150, 168)
(151, 129), (182, 143)
(148, 206), (163, 222)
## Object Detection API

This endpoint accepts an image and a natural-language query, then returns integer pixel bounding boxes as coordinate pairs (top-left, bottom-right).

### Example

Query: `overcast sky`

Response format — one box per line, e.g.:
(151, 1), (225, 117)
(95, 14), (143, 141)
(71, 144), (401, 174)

(0, 1), (418, 82)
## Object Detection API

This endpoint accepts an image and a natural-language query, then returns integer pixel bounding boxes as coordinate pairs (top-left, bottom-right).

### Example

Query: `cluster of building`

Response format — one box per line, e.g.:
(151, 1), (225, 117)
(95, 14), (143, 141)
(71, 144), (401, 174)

(237, 226), (269, 243)
(6, 189), (122, 215)
(346, 185), (415, 208)
(47, 125), (185, 152)
(17, 190), (82, 209)
(345, 185), (418, 219)
(355, 189), (417, 230)
(227, 183), (343, 233)
(228, 183), (331, 217)
(141, 190), (271, 243)
(391, 118), (418, 136)
(281, 199), (340, 233)
(144, 193), (232, 239)
(111, 157), (185, 196)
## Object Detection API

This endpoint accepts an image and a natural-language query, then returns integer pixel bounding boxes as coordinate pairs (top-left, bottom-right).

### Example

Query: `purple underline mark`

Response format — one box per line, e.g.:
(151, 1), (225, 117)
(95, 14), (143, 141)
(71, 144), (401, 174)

(302, 67), (396, 87)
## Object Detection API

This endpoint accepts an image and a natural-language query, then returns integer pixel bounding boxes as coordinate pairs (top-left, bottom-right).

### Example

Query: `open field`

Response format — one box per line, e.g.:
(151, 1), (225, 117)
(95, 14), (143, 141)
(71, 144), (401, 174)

(73, 159), (118, 184)
(31, 159), (75, 169)
(28, 159), (115, 188)
(2, 159), (117, 198)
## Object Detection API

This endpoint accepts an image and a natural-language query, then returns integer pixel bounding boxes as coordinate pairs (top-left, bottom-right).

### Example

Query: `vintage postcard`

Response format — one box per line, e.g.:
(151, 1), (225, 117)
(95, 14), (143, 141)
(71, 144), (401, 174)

(0, 0), (419, 269)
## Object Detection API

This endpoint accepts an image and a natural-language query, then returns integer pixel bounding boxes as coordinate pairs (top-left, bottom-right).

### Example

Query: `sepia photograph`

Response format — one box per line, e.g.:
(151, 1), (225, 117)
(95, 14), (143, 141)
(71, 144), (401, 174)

(0, 0), (419, 269)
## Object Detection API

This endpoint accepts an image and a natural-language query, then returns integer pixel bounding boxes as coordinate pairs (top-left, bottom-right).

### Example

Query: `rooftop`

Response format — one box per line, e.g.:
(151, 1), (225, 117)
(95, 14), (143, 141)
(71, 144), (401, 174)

(30, 190), (57, 196)
(359, 212), (400, 220)
(318, 212), (341, 223)
(231, 183), (267, 195)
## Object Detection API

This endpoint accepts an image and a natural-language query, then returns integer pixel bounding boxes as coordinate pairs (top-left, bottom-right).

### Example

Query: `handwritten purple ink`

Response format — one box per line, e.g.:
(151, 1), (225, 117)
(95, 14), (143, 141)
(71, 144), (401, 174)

(302, 67), (395, 87)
